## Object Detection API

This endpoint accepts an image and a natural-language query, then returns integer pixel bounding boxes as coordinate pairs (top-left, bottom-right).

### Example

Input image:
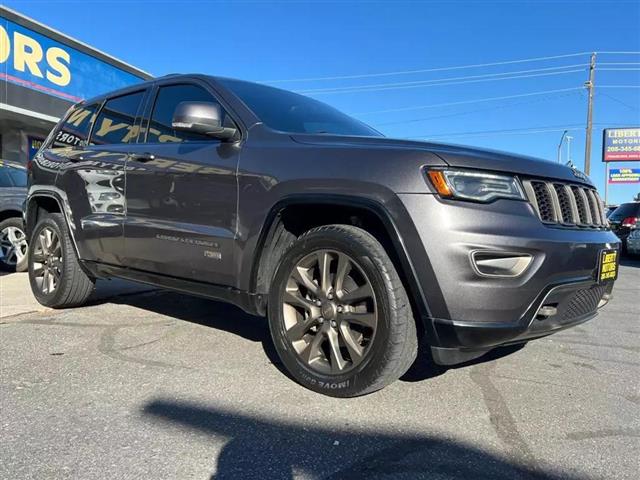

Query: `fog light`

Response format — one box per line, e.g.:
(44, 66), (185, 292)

(471, 251), (533, 277)
(536, 305), (558, 319)
(598, 293), (612, 308)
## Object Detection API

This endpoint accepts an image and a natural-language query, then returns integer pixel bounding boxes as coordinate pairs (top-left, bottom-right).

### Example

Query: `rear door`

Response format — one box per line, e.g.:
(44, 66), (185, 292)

(122, 81), (240, 286)
(54, 89), (147, 265)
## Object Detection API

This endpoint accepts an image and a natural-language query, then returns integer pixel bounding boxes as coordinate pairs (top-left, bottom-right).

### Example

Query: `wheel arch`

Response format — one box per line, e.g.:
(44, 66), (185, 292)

(250, 194), (435, 326)
(0, 209), (23, 222)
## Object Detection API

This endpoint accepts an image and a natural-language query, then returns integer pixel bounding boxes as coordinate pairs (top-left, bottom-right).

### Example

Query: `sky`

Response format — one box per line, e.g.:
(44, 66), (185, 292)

(7, 0), (640, 204)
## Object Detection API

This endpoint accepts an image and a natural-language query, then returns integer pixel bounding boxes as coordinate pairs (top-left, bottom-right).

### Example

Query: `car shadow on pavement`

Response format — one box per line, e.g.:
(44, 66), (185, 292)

(106, 288), (528, 385)
(141, 399), (575, 480)
(401, 341), (526, 383)
(105, 290), (290, 373)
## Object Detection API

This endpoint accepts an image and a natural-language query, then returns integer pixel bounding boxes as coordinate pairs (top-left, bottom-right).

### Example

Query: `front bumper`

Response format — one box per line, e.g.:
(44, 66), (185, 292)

(397, 193), (620, 359)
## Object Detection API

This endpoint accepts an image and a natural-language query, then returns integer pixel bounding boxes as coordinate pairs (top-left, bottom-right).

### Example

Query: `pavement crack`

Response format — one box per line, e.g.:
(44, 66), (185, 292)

(470, 362), (540, 472)
(98, 325), (188, 370)
(566, 428), (640, 441)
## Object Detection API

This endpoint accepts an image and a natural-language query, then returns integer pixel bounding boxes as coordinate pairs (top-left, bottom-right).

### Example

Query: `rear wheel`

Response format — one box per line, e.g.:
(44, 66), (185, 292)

(28, 213), (95, 308)
(268, 225), (417, 397)
(0, 217), (28, 272)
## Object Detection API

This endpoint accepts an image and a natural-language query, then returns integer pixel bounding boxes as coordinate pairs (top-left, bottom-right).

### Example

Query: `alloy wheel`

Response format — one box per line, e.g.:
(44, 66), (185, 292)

(31, 227), (63, 295)
(282, 249), (378, 375)
(0, 226), (28, 266)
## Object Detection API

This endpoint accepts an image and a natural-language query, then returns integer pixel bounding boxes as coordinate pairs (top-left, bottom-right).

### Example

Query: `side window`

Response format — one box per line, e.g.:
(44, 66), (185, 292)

(0, 169), (12, 187)
(90, 91), (145, 146)
(50, 103), (99, 149)
(146, 84), (231, 143)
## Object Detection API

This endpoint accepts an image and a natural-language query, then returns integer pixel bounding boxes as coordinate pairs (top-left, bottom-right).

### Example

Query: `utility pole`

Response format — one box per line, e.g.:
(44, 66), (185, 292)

(584, 52), (596, 176)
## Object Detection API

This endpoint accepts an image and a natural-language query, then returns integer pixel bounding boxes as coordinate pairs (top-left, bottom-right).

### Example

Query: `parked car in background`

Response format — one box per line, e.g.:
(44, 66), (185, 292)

(605, 205), (618, 218)
(626, 229), (640, 256)
(608, 202), (640, 254)
(0, 161), (28, 271)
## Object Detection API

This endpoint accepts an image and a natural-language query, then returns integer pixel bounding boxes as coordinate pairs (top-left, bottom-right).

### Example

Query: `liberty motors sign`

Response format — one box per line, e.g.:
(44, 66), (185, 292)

(602, 128), (640, 162)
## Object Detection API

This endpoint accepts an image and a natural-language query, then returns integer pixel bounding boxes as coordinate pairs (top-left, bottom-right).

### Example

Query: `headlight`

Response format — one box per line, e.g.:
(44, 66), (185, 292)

(427, 169), (526, 203)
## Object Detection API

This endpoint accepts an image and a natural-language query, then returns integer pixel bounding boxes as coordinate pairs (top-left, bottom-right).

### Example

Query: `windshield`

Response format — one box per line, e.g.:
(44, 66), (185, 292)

(219, 78), (382, 137)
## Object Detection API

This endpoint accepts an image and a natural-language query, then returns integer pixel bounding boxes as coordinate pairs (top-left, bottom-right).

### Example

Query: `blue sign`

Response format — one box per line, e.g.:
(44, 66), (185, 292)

(609, 168), (640, 184)
(0, 18), (146, 102)
(27, 136), (44, 160)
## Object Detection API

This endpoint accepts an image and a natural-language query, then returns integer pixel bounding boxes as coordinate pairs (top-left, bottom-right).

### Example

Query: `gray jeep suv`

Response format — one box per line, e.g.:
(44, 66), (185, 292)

(25, 74), (620, 397)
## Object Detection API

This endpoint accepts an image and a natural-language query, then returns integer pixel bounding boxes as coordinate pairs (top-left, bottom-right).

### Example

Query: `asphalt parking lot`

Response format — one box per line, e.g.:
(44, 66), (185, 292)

(1, 260), (639, 480)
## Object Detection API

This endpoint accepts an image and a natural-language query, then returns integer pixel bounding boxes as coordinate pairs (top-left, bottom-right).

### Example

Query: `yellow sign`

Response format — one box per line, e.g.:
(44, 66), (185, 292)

(598, 250), (618, 282)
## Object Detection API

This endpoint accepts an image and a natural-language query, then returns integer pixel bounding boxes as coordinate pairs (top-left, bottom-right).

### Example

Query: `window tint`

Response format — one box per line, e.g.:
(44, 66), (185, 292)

(90, 91), (145, 145)
(50, 103), (99, 149)
(219, 78), (382, 137)
(8, 167), (27, 187)
(0, 165), (26, 187)
(609, 202), (640, 220)
(146, 84), (230, 143)
(0, 169), (12, 187)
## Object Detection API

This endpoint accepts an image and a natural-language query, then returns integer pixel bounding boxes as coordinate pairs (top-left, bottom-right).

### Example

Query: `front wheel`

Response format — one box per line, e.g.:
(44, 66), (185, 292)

(28, 213), (95, 308)
(268, 225), (417, 397)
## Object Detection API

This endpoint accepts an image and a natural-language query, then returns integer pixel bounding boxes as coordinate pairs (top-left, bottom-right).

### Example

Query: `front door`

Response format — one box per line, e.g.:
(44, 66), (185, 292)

(123, 82), (240, 286)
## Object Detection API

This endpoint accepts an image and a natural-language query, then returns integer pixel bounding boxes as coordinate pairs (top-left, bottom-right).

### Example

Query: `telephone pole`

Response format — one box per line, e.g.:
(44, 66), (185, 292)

(583, 52), (596, 176)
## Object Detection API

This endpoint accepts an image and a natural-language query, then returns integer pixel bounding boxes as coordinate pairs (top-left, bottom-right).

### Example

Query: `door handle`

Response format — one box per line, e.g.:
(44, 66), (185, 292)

(129, 153), (156, 163)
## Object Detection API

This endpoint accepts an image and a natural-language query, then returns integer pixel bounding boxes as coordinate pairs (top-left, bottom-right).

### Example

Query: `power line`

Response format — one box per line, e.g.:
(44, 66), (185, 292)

(262, 52), (592, 83)
(352, 87), (583, 116)
(600, 85), (640, 88)
(596, 51), (640, 55)
(370, 89), (580, 127)
(600, 91), (640, 111)
(599, 62), (640, 66)
(299, 68), (586, 95)
(599, 68), (640, 71)
(298, 64), (586, 94)
(409, 125), (586, 139)
(407, 123), (628, 140)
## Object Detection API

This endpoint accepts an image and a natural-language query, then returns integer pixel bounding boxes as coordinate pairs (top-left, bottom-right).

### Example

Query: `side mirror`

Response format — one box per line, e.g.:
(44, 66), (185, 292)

(171, 101), (237, 140)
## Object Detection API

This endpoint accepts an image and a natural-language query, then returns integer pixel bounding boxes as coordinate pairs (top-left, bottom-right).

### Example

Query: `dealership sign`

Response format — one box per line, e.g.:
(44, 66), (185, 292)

(602, 128), (640, 162)
(0, 18), (145, 102)
(608, 168), (640, 184)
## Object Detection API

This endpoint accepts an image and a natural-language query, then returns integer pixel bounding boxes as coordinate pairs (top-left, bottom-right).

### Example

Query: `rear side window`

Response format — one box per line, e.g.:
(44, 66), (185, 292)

(609, 203), (640, 220)
(90, 91), (145, 145)
(50, 104), (99, 149)
(145, 84), (231, 143)
(0, 166), (27, 187)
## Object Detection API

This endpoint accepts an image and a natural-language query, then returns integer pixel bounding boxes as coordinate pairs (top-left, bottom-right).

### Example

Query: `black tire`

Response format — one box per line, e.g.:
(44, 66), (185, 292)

(0, 217), (28, 272)
(28, 213), (95, 308)
(268, 225), (417, 397)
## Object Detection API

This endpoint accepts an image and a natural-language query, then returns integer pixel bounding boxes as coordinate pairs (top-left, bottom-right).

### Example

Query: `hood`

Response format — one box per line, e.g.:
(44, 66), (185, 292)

(290, 134), (593, 186)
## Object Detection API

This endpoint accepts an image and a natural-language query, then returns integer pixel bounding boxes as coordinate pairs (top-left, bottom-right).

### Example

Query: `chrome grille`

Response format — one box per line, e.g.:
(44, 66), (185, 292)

(523, 180), (607, 228)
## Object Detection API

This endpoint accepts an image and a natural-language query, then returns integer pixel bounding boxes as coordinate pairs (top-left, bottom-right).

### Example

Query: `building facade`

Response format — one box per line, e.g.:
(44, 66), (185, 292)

(0, 6), (152, 165)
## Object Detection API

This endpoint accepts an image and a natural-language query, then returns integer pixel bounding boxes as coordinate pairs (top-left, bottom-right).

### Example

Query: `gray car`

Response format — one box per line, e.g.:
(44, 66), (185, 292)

(0, 160), (28, 272)
(24, 75), (620, 396)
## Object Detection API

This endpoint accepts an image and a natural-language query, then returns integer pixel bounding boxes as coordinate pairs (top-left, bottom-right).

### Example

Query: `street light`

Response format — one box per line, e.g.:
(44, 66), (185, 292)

(557, 130), (568, 163)
(566, 135), (573, 167)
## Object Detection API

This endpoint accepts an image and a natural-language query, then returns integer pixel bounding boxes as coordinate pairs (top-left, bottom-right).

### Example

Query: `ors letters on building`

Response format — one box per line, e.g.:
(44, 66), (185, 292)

(0, 25), (71, 86)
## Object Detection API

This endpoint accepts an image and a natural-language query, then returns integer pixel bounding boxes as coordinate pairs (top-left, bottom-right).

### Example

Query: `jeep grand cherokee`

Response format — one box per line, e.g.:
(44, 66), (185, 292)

(25, 75), (620, 397)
